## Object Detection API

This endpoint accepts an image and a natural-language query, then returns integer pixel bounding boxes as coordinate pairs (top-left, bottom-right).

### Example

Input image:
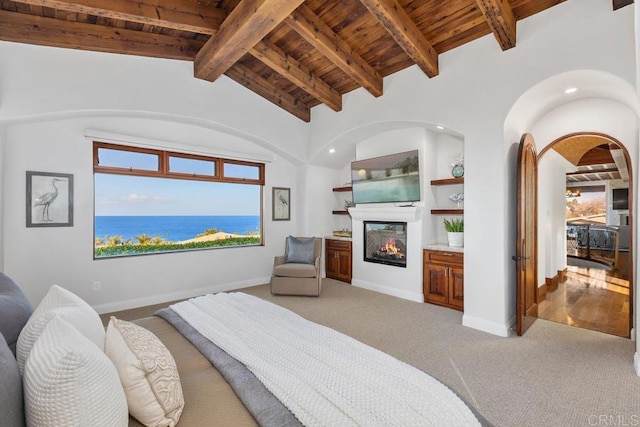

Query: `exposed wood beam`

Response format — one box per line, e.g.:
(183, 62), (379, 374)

(0, 9), (201, 60)
(225, 62), (310, 122)
(474, 0), (516, 50)
(195, 0), (305, 82)
(285, 4), (383, 97)
(12, 0), (224, 35)
(358, 0), (438, 78)
(249, 40), (342, 112)
(613, 0), (634, 10)
(566, 167), (619, 176)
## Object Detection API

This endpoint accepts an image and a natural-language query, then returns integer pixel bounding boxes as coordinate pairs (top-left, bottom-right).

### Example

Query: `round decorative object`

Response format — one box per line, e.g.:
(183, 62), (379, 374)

(451, 163), (464, 178)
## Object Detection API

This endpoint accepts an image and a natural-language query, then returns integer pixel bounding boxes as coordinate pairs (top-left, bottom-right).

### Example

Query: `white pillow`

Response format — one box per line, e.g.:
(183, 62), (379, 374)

(16, 284), (105, 373)
(105, 317), (184, 427)
(23, 316), (128, 427)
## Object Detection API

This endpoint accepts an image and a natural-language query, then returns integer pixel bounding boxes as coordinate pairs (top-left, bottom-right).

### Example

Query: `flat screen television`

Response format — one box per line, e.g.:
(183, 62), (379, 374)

(612, 188), (629, 210)
(351, 150), (420, 204)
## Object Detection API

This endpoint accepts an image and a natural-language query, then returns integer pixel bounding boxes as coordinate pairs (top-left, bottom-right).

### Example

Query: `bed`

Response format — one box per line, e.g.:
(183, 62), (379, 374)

(1, 273), (489, 427)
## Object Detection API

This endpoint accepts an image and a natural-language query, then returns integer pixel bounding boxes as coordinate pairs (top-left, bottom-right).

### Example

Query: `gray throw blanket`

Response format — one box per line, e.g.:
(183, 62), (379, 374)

(155, 308), (302, 427)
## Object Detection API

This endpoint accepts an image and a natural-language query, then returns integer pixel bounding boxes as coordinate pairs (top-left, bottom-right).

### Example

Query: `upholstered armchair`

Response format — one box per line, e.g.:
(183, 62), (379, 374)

(271, 237), (322, 296)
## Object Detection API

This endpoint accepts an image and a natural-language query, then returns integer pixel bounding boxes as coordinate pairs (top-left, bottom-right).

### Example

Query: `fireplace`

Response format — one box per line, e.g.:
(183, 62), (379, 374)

(363, 221), (407, 268)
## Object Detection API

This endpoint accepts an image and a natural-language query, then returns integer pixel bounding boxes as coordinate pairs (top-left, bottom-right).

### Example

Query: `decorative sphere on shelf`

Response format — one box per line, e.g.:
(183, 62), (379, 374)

(451, 162), (464, 178)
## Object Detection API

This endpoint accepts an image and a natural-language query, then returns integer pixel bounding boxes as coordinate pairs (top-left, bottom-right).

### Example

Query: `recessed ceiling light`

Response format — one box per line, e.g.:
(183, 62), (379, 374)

(565, 87), (578, 94)
(436, 125), (444, 130)
(329, 148), (336, 154)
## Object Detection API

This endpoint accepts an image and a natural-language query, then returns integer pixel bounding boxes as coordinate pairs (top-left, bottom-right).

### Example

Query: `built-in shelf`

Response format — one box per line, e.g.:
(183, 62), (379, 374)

(332, 210), (350, 215)
(430, 177), (464, 186)
(333, 186), (352, 192)
(431, 209), (464, 215)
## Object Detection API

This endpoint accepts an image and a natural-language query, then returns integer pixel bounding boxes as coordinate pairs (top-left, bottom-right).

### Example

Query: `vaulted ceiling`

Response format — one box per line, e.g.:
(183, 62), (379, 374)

(0, 0), (579, 121)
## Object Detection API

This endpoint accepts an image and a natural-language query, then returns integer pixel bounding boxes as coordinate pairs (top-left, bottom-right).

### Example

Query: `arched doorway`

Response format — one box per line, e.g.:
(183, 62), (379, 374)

(538, 132), (633, 337)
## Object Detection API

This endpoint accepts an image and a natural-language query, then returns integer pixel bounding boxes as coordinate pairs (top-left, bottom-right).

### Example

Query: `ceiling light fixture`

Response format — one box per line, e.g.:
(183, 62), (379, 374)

(436, 125), (444, 130)
(564, 87), (578, 94)
(329, 148), (336, 154)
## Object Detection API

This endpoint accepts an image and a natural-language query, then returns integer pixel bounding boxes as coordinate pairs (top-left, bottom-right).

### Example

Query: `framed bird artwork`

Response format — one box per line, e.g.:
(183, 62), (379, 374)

(26, 171), (74, 227)
(272, 187), (290, 221)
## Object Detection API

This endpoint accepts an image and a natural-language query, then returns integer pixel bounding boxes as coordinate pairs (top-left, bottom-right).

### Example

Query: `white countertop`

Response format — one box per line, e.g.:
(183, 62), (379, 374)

(424, 243), (464, 253)
(325, 235), (352, 241)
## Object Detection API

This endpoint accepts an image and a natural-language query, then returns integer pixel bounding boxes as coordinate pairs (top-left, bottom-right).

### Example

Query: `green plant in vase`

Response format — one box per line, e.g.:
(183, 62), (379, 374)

(443, 218), (463, 232)
(444, 218), (464, 247)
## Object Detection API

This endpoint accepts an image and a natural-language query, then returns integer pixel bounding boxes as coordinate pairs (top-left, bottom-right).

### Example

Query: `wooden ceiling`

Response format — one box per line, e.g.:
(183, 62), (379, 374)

(553, 135), (627, 183)
(0, 0), (568, 121)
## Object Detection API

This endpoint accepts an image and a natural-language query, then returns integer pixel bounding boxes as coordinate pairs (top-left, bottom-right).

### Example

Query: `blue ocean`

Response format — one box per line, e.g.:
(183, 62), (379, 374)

(95, 215), (261, 242)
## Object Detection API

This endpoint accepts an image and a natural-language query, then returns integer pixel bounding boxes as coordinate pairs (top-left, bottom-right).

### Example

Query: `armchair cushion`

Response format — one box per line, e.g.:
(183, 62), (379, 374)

(273, 263), (318, 278)
(285, 236), (316, 264)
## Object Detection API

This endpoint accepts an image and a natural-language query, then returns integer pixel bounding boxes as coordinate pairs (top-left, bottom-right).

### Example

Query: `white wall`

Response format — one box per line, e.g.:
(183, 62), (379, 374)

(2, 117), (302, 311)
(0, 124), (4, 271)
(308, 0), (636, 336)
(538, 150), (573, 284)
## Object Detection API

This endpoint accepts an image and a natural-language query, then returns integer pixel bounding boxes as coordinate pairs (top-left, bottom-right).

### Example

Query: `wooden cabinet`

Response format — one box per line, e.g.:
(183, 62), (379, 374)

(423, 249), (464, 311)
(326, 239), (352, 283)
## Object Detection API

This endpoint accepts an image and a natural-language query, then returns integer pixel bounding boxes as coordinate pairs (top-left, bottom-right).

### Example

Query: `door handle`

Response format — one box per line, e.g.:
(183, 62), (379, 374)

(511, 239), (530, 271)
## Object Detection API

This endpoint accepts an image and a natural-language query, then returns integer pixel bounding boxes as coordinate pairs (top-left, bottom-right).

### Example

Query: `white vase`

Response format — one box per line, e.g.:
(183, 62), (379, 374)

(447, 231), (464, 247)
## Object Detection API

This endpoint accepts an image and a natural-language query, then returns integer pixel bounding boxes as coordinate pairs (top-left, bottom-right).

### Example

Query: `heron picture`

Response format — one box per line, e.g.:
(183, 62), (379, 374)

(272, 187), (290, 221)
(26, 171), (73, 227)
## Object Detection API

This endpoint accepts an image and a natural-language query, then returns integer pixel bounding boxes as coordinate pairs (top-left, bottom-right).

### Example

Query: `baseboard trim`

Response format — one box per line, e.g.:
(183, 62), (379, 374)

(538, 283), (547, 302)
(92, 276), (271, 314)
(462, 314), (511, 337)
(545, 270), (563, 293)
(634, 352), (640, 377)
(351, 279), (424, 303)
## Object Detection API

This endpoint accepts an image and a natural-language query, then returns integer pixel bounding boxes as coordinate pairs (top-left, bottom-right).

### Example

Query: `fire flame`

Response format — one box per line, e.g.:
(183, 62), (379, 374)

(380, 239), (404, 258)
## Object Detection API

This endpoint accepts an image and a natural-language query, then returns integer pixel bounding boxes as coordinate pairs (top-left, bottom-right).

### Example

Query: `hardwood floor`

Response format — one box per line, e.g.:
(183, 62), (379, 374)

(538, 265), (630, 338)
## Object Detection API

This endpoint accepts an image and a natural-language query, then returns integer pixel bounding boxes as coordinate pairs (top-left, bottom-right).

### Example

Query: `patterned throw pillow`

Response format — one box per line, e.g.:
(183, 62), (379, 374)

(286, 236), (317, 264)
(105, 317), (184, 427)
(16, 285), (105, 374)
(23, 316), (128, 427)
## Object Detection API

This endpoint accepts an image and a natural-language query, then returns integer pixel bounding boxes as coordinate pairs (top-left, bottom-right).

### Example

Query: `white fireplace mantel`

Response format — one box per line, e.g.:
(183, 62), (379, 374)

(348, 205), (423, 222)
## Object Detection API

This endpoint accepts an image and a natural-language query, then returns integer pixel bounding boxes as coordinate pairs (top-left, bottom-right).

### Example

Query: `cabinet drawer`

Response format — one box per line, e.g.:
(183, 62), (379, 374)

(326, 239), (352, 251)
(424, 250), (463, 266)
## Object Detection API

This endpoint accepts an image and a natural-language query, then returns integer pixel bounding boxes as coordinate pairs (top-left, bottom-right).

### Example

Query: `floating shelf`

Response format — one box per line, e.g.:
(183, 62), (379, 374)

(430, 177), (464, 186)
(430, 209), (464, 215)
(332, 210), (350, 215)
(333, 186), (352, 192)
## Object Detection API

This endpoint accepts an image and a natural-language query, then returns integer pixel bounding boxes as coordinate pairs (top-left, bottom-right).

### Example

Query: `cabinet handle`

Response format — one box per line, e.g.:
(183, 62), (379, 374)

(442, 253), (454, 256)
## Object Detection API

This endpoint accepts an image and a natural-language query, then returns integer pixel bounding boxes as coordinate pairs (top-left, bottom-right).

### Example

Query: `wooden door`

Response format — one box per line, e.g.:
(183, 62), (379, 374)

(448, 266), (464, 310)
(424, 264), (448, 305)
(326, 248), (339, 278)
(337, 250), (352, 282)
(515, 133), (538, 335)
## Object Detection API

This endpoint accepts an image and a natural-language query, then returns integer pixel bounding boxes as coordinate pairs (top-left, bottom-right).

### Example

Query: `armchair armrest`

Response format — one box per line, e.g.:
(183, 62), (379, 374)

(274, 255), (287, 267)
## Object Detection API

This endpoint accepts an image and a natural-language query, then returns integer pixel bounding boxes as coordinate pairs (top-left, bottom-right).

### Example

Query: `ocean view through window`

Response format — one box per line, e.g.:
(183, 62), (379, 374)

(93, 142), (264, 258)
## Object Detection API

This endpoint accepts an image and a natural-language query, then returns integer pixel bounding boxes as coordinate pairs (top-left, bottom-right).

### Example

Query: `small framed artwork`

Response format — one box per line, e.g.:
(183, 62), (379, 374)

(272, 187), (290, 221)
(26, 171), (74, 227)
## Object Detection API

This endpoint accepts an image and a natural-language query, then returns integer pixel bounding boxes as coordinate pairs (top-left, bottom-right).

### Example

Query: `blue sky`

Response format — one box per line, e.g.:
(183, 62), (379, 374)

(95, 147), (261, 216)
(95, 174), (260, 216)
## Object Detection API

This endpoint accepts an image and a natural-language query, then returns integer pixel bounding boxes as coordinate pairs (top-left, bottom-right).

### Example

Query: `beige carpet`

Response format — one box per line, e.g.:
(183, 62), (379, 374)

(104, 279), (640, 427)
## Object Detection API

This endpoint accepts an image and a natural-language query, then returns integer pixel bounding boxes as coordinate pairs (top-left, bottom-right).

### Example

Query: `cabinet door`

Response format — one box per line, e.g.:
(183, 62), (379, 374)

(337, 250), (352, 282)
(424, 263), (448, 305)
(326, 249), (340, 278)
(448, 266), (464, 310)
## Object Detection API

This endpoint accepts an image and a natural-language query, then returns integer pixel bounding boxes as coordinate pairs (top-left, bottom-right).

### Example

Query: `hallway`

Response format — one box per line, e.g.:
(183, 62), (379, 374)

(538, 266), (630, 338)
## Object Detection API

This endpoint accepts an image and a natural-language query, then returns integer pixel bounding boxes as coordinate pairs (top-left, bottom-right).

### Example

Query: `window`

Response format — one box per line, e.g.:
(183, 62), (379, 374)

(93, 142), (264, 258)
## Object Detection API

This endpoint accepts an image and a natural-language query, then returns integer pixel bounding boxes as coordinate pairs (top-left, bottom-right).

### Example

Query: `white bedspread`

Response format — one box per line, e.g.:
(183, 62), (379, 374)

(171, 292), (480, 427)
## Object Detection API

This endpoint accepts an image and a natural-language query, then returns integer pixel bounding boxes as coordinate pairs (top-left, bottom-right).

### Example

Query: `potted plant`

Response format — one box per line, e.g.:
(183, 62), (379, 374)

(444, 218), (464, 247)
